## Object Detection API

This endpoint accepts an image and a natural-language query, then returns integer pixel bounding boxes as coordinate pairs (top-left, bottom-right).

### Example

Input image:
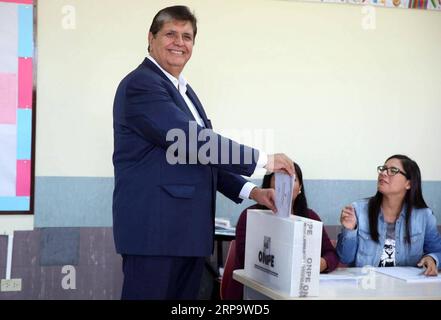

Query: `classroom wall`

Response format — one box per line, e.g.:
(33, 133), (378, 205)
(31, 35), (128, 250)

(30, 0), (441, 227)
(1, 0), (440, 236)
(1, 0), (440, 300)
(35, 0), (441, 179)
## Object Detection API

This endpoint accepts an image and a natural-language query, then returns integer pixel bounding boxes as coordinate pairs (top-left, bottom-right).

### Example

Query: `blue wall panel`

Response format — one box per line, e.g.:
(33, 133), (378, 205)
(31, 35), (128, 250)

(35, 177), (441, 228)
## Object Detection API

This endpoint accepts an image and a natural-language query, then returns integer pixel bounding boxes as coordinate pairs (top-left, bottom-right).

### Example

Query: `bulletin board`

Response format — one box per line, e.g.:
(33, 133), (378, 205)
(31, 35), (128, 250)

(0, 0), (35, 214)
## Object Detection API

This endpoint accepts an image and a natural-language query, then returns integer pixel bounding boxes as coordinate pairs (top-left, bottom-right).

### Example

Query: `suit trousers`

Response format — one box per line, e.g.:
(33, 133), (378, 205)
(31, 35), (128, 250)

(121, 254), (205, 300)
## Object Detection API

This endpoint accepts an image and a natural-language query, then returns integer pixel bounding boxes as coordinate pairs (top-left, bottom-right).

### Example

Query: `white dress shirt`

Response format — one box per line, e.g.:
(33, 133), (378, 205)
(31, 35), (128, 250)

(147, 56), (267, 199)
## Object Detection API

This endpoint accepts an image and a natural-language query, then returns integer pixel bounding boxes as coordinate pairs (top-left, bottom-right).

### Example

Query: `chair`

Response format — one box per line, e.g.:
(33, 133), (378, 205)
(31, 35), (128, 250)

(220, 239), (236, 300)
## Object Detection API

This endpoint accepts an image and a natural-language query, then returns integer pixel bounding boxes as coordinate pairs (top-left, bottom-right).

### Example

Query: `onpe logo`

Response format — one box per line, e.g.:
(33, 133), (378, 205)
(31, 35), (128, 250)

(258, 236), (275, 267)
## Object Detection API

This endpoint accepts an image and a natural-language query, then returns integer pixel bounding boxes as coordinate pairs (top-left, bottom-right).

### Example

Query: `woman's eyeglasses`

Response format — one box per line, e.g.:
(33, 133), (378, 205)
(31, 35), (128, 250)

(377, 165), (409, 179)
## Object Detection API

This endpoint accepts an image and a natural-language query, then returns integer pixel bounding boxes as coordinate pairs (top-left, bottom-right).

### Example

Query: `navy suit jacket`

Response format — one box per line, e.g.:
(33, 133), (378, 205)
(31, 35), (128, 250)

(113, 58), (259, 257)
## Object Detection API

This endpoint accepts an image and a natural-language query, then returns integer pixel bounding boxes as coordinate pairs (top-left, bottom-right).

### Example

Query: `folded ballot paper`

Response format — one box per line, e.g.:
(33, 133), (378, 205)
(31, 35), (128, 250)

(275, 173), (295, 218)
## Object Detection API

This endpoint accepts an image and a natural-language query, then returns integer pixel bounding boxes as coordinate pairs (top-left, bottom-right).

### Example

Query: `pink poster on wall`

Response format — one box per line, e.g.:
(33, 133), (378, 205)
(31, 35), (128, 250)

(0, 0), (34, 213)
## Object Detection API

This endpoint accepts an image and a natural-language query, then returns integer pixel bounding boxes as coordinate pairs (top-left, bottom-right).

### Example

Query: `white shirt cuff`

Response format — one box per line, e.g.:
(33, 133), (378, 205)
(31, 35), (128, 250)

(239, 182), (257, 200)
(254, 150), (268, 172)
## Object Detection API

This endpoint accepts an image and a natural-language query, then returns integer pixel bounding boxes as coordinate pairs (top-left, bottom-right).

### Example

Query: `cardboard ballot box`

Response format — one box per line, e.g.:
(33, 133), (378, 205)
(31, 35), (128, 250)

(244, 209), (322, 297)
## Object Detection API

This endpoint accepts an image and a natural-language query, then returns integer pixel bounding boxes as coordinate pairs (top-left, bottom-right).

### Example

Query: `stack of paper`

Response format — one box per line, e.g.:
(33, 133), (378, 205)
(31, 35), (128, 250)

(215, 218), (235, 232)
(319, 269), (365, 284)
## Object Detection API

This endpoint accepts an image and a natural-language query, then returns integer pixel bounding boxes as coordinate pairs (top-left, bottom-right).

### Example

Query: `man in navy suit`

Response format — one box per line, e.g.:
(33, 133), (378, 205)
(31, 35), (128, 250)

(113, 5), (294, 299)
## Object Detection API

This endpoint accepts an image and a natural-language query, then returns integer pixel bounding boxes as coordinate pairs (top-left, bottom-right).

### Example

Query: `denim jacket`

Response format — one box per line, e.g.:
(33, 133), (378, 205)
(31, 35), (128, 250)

(337, 199), (441, 268)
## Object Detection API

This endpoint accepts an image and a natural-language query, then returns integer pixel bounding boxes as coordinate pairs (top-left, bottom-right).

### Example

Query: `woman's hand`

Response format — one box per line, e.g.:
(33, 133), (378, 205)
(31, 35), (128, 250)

(417, 256), (438, 276)
(320, 258), (328, 273)
(340, 205), (357, 230)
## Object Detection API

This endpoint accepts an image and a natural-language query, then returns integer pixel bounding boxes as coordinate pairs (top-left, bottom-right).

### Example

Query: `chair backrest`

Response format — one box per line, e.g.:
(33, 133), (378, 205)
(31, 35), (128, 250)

(220, 239), (236, 300)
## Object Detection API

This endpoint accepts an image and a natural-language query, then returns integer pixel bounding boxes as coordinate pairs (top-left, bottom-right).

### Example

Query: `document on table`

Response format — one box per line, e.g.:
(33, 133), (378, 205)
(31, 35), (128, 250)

(275, 173), (295, 218)
(374, 267), (441, 283)
(320, 269), (366, 283)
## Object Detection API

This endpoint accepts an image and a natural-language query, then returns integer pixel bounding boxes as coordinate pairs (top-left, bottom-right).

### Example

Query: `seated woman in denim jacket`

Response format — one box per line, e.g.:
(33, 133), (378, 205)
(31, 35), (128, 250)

(225, 162), (339, 299)
(337, 154), (441, 276)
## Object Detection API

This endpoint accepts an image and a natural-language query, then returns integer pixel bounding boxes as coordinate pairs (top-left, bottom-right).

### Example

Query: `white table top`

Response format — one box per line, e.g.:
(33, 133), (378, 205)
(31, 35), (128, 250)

(233, 268), (441, 300)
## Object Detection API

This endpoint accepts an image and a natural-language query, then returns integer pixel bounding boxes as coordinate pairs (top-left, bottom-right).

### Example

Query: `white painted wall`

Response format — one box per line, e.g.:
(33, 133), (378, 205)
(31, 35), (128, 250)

(0, 215), (34, 235)
(35, 0), (441, 180)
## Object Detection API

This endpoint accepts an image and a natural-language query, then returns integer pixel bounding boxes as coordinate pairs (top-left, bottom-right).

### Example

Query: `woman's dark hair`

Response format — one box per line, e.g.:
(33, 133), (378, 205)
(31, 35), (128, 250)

(257, 162), (308, 218)
(368, 154), (428, 243)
